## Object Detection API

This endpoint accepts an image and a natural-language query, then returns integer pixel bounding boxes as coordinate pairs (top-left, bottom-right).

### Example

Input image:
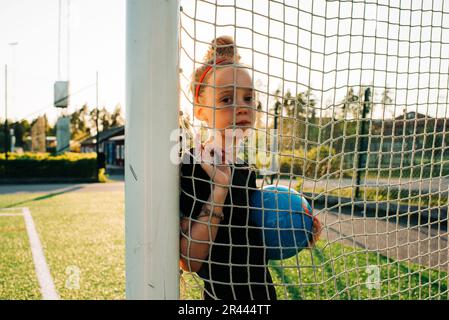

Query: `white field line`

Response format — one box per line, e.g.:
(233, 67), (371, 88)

(21, 208), (59, 300)
(0, 213), (23, 216)
(0, 207), (24, 212)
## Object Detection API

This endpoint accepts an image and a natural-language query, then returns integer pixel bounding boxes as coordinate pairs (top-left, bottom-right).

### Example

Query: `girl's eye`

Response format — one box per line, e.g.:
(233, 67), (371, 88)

(220, 97), (233, 105)
(218, 95), (254, 106)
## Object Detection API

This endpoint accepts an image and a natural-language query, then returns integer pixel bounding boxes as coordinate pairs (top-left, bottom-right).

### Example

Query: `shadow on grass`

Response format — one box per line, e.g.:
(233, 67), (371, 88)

(312, 247), (350, 300)
(2, 186), (83, 209)
(313, 201), (448, 232)
(269, 260), (303, 300)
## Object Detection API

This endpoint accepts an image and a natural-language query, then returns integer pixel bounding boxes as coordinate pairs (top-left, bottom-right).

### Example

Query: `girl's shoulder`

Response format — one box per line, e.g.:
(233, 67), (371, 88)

(234, 157), (257, 173)
(233, 160), (258, 189)
(180, 147), (208, 179)
(180, 147), (196, 165)
(180, 147), (257, 185)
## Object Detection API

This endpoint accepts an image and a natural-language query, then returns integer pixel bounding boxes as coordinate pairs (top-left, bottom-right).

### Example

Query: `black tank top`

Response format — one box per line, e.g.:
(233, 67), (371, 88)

(180, 148), (277, 300)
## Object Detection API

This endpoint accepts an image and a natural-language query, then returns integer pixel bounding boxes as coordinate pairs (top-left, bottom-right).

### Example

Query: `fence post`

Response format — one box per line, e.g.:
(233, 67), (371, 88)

(355, 87), (371, 199)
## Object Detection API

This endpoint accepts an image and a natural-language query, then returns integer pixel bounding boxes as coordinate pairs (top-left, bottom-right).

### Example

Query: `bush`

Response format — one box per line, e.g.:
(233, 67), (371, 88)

(304, 145), (342, 179)
(98, 168), (109, 183)
(279, 149), (306, 175)
(0, 152), (98, 180)
(276, 146), (342, 179)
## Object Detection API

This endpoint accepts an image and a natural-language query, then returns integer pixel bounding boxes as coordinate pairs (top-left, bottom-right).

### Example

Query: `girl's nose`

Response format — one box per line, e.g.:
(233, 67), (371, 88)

(236, 106), (249, 115)
(236, 99), (253, 112)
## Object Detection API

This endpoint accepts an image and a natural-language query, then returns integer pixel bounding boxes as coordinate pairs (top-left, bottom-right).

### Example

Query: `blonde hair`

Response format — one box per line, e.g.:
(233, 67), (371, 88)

(190, 35), (241, 101)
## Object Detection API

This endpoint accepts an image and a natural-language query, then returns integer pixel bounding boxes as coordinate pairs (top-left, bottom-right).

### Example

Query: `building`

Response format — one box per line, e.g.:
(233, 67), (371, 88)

(362, 112), (449, 168)
(80, 126), (125, 172)
(24, 136), (57, 153)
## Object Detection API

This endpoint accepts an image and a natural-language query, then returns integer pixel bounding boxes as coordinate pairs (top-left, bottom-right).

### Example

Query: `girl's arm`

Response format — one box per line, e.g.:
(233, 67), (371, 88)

(180, 186), (228, 272)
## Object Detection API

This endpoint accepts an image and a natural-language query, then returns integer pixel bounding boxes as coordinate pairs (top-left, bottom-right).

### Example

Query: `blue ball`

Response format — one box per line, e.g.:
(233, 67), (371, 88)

(249, 185), (314, 260)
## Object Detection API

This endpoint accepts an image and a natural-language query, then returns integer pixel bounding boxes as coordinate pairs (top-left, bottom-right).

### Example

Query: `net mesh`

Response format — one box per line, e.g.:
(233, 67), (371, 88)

(178, 0), (449, 300)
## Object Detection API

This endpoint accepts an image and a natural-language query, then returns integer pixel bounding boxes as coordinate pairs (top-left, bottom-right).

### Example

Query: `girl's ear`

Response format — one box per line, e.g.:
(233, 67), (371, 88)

(194, 104), (208, 122)
(193, 105), (203, 119)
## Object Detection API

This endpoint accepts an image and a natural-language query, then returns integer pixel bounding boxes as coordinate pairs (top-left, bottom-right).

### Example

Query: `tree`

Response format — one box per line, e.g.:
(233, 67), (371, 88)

(282, 89), (316, 120)
(380, 88), (394, 119)
(102, 109), (111, 131)
(44, 115), (56, 137)
(340, 86), (360, 119)
(90, 106), (122, 132)
(111, 104), (125, 127)
(285, 89), (317, 148)
(70, 104), (91, 141)
(298, 90), (318, 144)
(269, 88), (318, 150)
(12, 119), (30, 147)
(338, 86), (374, 121)
(99, 107), (112, 131)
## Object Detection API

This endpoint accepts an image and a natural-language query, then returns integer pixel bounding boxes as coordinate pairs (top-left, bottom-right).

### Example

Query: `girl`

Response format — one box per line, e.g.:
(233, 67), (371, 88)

(179, 36), (320, 300)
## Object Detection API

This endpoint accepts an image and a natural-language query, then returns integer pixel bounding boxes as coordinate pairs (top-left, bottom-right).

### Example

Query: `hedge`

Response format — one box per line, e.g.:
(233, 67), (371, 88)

(278, 146), (342, 178)
(0, 152), (97, 179)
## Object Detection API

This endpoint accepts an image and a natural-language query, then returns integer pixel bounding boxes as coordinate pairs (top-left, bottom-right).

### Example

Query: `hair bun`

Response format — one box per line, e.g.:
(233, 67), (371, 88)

(204, 35), (241, 63)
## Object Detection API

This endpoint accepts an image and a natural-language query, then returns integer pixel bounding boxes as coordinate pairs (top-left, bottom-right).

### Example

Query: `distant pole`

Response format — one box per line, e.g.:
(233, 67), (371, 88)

(4, 65), (8, 162)
(4, 42), (18, 163)
(270, 101), (280, 184)
(58, 0), (62, 80)
(96, 71), (100, 180)
(355, 87), (371, 199)
(67, 0), (71, 79)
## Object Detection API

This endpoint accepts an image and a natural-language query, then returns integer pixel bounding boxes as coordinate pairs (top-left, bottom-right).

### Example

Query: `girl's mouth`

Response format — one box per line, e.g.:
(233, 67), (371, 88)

(235, 121), (251, 126)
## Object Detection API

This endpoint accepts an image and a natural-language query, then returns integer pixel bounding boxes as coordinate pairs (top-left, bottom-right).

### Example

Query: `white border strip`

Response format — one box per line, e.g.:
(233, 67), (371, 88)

(22, 208), (59, 300)
(0, 207), (24, 212)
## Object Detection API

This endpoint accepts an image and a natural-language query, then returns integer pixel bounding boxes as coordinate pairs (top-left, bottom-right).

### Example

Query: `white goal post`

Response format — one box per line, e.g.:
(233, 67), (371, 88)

(125, 0), (180, 299)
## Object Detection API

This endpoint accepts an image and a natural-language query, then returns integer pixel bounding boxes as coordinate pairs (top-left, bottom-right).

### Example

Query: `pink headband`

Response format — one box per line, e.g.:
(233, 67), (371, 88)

(195, 58), (227, 104)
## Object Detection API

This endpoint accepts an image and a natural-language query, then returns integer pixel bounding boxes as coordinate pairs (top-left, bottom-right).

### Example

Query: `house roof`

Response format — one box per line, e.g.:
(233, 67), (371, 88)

(81, 126), (124, 145)
(394, 111), (429, 120)
(109, 135), (124, 141)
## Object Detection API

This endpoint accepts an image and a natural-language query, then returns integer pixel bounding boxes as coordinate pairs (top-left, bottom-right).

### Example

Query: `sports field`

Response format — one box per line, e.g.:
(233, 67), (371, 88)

(0, 189), (125, 300)
(1, 185), (447, 300)
(181, 240), (448, 300)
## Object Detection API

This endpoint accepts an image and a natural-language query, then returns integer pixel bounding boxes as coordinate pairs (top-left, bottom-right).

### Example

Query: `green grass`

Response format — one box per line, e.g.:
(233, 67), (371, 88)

(273, 242), (447, 300)
(0, 191), (124, 300)
(1, 188), (446, 300)
(181, 241), (448, 300)
(0, 216), (40, 299)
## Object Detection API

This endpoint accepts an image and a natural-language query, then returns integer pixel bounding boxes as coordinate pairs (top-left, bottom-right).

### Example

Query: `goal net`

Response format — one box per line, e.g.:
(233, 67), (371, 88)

(175, 0), (449, 300)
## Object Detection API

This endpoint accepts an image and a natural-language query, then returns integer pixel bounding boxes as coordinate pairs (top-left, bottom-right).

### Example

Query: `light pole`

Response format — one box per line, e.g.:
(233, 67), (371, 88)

(96, 71), (100, 181)
(4, 42), (19, 160)
(3, 64), (7, 161)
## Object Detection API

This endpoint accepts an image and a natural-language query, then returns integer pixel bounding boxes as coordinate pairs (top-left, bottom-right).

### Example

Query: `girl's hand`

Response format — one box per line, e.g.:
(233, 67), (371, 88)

(309, 217), (322, 248)
(180, 217), (190, 235)
(199, 142), (232, 193)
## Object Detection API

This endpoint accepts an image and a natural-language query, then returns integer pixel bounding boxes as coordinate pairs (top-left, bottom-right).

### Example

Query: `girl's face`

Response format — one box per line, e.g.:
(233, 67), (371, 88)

(194, 66), (256, 135)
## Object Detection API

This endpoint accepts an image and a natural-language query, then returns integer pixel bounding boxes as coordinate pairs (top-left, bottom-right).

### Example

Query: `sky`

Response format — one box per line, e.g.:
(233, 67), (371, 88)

(180, 0), (449, 122)
(0, 0), (125, 123)
(1, 0), (449, 125)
